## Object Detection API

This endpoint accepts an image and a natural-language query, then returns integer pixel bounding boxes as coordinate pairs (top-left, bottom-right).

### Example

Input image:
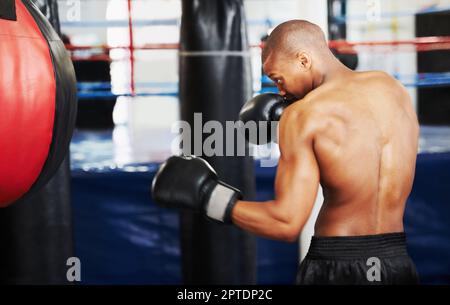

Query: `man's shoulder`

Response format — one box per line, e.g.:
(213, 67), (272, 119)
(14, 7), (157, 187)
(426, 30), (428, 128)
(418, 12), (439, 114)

(357, 70), (404, 89)
(286, 94), (337, 121)
(280, 98), (329, 138)
(281, 90), (357, 140)
(282, 98), (315, 123)
(353, 71), (411, 107)
(361, 70), (391, 79)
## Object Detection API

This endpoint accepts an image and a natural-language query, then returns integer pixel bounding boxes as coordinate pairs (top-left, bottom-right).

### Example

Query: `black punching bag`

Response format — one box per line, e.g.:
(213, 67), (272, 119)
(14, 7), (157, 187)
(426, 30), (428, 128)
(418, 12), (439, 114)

(31, 0), (60, 35)
(179, 0), (257, 284)
(0, 0), (76, 284)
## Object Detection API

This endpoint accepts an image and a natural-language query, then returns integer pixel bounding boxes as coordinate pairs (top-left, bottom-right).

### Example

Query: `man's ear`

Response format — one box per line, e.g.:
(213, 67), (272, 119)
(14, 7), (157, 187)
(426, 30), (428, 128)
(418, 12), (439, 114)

(296, 52), (312, 71)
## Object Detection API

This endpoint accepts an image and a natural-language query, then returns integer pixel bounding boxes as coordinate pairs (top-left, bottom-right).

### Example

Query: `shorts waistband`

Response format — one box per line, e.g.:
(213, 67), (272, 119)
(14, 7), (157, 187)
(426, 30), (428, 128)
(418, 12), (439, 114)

(306, 232), (409, 259)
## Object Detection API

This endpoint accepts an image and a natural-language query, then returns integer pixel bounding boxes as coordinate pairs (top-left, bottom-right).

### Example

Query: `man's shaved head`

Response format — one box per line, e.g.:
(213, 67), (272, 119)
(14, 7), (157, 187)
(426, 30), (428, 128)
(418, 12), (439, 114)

(262, 20), (329, 64)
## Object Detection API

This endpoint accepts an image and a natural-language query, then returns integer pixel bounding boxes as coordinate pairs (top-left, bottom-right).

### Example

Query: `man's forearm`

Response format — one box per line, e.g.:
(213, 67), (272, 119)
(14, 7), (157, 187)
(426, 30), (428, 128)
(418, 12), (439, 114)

(231, 200), (300, 242)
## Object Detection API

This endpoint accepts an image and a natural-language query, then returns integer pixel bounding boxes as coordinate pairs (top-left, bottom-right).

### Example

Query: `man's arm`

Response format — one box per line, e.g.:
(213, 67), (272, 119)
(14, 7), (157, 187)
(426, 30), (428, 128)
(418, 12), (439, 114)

(151, 102), (321, 242)
(231, 108), (321, 242)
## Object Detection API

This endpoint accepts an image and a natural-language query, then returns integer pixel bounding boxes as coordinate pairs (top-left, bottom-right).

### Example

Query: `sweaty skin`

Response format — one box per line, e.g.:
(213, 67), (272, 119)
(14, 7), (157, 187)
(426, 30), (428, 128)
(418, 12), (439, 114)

(231, 67), (419, 242)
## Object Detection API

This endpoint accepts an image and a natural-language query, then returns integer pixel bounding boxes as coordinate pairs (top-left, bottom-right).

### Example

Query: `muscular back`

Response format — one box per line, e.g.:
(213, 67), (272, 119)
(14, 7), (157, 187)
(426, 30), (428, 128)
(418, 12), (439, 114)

(295, 71), (419, 236)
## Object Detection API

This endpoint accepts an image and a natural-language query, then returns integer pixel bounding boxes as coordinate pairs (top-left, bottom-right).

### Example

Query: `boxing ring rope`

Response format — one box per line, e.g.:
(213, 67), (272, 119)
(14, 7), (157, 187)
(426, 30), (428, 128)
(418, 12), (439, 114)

(329, 36), (450, 54)
(62, 4), (450, 104)
(65, 36), (450, 53)
(127, 0), (135, 96)
(70, 36), (450, 98)
(59, 0), (450, 98)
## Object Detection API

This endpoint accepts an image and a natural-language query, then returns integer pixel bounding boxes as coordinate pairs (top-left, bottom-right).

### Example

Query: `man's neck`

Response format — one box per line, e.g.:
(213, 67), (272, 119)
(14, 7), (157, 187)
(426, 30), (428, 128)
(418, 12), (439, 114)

(315, 59), (352, 88)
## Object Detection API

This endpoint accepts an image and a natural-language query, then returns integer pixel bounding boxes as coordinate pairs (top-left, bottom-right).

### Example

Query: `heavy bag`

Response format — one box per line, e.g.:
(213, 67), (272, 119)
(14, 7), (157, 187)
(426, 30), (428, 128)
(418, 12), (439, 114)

(179, 0), (257, 284)
(31, 0), (60, 35)
(0, 0), (77, 207)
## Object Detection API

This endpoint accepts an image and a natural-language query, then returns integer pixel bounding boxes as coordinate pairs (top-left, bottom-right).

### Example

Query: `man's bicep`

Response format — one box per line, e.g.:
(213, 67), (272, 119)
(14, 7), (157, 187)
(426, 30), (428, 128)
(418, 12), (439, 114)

(275, 144), (320, 204)
(276, 107), (320, 201)
(273, 134), (320, 229)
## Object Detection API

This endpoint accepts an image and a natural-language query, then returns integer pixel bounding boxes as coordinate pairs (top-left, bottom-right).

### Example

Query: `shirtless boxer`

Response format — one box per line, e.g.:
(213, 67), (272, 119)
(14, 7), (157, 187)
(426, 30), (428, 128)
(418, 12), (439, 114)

(152, 20), (420, 285)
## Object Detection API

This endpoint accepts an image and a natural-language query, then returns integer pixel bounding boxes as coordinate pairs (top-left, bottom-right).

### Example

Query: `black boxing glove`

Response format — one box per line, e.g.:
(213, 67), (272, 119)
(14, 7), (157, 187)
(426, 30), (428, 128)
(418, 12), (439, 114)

(151, 155), (242, 223)
(239, 93), (293, 144)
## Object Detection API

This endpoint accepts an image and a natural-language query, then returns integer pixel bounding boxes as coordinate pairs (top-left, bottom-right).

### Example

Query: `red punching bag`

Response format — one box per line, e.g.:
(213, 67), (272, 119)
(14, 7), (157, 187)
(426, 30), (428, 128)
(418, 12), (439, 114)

(0, 0), (77, 207)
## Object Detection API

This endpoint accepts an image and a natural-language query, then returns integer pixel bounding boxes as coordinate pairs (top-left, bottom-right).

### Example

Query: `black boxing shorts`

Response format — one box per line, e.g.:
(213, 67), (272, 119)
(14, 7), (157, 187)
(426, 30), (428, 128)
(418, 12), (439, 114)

(296, 232), (419, 285)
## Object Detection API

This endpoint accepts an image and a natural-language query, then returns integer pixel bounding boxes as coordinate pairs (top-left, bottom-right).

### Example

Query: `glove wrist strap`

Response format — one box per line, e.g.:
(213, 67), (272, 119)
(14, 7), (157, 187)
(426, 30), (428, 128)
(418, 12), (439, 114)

(205, 181), (241, 224)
